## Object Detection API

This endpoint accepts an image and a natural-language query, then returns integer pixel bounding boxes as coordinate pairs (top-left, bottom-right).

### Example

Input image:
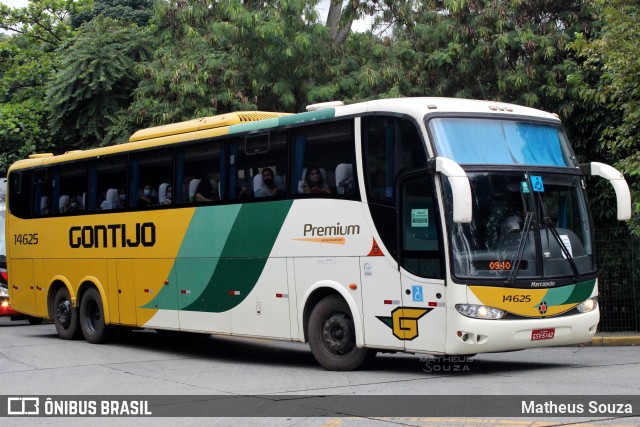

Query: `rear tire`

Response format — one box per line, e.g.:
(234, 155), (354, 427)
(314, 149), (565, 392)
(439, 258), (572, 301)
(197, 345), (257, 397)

(308, 295), (376, 371)
(53, 287), (81, 339)
(79, 288), (112, 344)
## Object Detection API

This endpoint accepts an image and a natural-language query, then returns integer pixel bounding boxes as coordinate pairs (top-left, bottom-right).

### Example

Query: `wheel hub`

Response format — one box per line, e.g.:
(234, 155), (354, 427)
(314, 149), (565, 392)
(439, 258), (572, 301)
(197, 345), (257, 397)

(322, 314), (354, 355)
(57, 299), (71, 329)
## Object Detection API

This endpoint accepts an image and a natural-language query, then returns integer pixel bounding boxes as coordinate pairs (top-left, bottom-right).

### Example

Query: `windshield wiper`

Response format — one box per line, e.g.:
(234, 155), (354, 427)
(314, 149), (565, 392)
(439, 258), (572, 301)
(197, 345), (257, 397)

(542, 216), (581, 281)
(507, 211), (534, 285)
(537, 193), (581, 281)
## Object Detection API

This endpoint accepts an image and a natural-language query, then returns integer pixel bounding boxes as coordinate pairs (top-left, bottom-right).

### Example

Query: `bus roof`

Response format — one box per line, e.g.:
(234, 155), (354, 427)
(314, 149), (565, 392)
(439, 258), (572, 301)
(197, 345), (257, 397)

(8, 98), (561, 172)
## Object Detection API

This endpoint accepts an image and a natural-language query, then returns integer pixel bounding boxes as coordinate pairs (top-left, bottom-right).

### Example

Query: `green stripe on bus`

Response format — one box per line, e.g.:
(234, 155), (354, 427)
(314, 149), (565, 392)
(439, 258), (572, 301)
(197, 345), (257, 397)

(278, 109), (335, 126)
(228, 118), (282, 134)
(534, 279), (596, 307)
(562, 279), (596, 304)
(181, 200), (293, 312)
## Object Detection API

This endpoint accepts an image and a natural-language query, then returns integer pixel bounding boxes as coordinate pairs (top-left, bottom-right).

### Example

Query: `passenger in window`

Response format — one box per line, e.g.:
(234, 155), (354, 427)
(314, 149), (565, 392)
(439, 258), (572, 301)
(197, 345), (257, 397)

(237, 179), (251, 200)
(158, 183), (173, 205)
(138, 183), (155, 206)
(118, 188), (127, 204)
(255, 168), (283, 197)
(303, 167), (331, 194)
(101, 189), (121, 210)
(195, 177), (216, 202)
(69, 196), (80, 213)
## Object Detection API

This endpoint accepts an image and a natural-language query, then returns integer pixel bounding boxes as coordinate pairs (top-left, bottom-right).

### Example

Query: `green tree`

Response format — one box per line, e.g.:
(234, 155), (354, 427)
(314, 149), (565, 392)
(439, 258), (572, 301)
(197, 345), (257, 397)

(0, 34), (54, 175)
(46, 17), (153, 148)
(130, 0), (406, 125)
(570, 0), (639, 233)
(70, 0), (154, 28)
(0, 0), (90, 46)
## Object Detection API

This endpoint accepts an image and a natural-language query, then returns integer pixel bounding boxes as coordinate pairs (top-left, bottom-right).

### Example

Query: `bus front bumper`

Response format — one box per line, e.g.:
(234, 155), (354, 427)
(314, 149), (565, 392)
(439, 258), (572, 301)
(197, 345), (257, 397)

(444, 307), (599, 355)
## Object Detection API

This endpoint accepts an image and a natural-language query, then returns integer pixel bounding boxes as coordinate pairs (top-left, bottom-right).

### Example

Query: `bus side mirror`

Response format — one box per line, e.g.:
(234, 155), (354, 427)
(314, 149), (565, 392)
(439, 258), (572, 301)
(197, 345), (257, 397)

(434, 157), (472, 223)
(580, 162), (632, 221)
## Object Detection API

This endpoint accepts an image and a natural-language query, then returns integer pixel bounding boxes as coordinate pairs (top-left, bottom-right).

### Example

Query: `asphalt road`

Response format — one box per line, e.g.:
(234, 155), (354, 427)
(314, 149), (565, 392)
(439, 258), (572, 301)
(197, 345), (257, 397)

(1, 317), (639, 426)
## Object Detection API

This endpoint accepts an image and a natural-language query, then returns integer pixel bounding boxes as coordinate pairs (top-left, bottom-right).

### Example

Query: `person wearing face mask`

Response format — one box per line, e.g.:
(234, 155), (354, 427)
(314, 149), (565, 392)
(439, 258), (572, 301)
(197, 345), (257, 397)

(255, 167), (282, 198)
(138, 183), (155, 206)
(158, 183), (173, 205)
(69, 196), (80, 213)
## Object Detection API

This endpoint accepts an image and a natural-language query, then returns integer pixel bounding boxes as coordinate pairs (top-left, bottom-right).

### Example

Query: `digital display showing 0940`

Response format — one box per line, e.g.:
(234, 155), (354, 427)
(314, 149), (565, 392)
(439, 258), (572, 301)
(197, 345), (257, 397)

(472, 260), (528, 270)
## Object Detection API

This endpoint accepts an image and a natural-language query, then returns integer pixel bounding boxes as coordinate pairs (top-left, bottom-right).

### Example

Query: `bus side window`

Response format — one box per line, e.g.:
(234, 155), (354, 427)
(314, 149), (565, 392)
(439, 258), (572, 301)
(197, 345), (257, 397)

(362, 116), (427, 205)
(230, 131), (286, 201)
(291, 120), (356, 198)
(91, 155), (127, 212)
(131, 148), (173, 208)
(400, 173), (443, 279)
(176, 142), (224, 205)
(8, 171), (31, 219)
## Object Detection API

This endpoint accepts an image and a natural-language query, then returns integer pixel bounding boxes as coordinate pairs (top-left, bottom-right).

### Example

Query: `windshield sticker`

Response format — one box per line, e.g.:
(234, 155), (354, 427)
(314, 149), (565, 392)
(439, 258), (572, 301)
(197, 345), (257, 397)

(560, 235), (573, 258)
(411, 209), (429, 227)
(520, 181), (530, 194)
(530, 176), (545, 192)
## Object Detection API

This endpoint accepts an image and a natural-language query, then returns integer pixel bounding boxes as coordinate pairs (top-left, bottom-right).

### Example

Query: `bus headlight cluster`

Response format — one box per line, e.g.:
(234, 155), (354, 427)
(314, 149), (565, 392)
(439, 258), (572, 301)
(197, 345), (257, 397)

(577, 296), (598, 313)
(456, 304), (506, 320)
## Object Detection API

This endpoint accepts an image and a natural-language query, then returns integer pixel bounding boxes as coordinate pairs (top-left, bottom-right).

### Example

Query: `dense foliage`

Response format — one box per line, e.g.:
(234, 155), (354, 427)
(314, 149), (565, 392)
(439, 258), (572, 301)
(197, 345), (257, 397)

(0, 0), (637, 232)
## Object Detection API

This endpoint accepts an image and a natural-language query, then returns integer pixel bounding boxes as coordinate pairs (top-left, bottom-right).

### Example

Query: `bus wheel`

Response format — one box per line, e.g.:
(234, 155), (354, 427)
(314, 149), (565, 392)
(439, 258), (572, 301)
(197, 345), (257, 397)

(308, 295), (375, 371)
(79, 288), (112, 344)
(53, 287), (81, 340)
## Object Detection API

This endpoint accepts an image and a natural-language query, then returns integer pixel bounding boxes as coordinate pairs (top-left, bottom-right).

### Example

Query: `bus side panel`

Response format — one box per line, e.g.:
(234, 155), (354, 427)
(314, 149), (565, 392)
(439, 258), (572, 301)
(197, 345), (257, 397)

(106, 259), (119, 324)
(401, 273), (446, 354)
(32, 259), (48, 317)
(115, 259), (137, 326)
(177, 258), (230, 334)
(8, 259), (35, 316)
(135, 259), (179, 329)
(359, 256), (404, 350)
(294, 257), (363, 335)
(230, 258), (291, 339)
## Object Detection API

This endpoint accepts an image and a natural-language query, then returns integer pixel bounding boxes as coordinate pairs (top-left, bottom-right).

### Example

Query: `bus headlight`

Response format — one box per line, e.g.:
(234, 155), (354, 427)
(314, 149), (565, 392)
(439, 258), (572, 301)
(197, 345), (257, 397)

(577, 296), (598, 313)
(456, 304), (506, 320)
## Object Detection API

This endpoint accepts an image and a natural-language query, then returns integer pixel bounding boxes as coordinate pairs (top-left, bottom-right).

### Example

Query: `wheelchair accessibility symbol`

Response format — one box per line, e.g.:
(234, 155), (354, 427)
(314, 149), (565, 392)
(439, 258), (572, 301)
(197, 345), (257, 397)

(530, 175), (545, 192)
(412, 285), (424, 302)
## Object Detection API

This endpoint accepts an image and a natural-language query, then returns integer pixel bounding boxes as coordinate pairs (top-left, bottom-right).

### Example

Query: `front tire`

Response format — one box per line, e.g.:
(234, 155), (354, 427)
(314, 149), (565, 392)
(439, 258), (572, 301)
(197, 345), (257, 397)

(308, 295), (376, 371)
(79, 288), (112, 344)
(53, 287), (81, 340)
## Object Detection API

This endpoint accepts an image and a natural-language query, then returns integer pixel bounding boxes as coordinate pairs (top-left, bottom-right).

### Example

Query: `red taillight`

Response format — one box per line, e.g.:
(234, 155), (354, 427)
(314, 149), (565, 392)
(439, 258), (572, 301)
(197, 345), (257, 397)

(0, 271), (7, 281)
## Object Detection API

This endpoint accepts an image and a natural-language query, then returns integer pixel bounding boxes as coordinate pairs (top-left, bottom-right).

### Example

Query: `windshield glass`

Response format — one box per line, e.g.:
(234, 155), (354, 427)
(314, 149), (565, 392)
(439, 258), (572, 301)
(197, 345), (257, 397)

(430, 118), (575, 166)
(445, 172), (595, 281)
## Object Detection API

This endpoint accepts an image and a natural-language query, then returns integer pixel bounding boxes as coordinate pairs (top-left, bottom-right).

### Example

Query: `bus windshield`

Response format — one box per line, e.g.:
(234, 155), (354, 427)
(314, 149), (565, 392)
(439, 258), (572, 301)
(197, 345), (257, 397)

(429, 117), (574, 166)
(445, 172), (595, 282)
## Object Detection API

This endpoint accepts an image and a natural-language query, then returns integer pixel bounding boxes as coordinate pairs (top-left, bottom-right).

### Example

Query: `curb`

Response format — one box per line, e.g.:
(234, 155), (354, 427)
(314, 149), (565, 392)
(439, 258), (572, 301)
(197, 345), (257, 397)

(589, 336), (640, 346)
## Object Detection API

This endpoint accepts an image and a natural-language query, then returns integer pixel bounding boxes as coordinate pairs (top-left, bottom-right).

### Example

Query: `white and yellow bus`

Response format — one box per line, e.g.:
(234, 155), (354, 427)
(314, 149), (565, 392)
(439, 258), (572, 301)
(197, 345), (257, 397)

(6, 98), (631, 370)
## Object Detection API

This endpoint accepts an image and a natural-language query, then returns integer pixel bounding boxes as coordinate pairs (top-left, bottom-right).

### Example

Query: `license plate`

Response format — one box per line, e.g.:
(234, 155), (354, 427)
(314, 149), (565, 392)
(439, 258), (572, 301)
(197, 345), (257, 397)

(531, 328), (555, 341)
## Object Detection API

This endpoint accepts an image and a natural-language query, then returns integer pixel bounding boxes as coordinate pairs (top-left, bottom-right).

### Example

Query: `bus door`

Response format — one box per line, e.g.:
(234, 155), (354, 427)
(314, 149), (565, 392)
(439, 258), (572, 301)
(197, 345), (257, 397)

(398, 173), (447, 354)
